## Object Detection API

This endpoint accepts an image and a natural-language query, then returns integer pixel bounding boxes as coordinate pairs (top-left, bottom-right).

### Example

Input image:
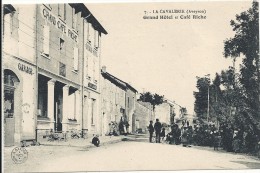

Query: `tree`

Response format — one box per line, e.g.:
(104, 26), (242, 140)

(194, 77), (210, 120)
(138, 92), (164, 110)
(223, 1), (260, 133)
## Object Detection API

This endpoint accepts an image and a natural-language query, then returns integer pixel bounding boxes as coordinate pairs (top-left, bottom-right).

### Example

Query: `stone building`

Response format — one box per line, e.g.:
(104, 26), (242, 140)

(3, 3), (107, 146)
(100, 66), (137, 135)
(154, 99), (175, 126)
(133, 101), (153, 133)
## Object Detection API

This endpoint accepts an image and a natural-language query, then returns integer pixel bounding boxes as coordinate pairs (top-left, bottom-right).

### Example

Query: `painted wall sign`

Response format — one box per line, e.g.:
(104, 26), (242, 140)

(86, 43), (98, 57)
(41, 5), (78, 43)
(18, 63), (33, 75)
(88, 82), (97, 90)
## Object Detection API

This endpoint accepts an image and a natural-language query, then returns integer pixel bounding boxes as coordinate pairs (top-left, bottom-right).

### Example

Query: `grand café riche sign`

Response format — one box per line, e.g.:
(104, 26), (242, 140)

(41, 5), (78, 43)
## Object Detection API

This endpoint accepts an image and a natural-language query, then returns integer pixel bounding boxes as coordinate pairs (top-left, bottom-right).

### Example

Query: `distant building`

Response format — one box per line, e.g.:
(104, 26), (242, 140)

(101, 66), (137, 135)
(134, 101), (153, 133)
(154, 99), (175, 126)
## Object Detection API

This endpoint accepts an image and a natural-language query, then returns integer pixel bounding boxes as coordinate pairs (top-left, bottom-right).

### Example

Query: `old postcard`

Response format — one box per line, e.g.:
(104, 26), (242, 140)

(2, 0), (260, 173)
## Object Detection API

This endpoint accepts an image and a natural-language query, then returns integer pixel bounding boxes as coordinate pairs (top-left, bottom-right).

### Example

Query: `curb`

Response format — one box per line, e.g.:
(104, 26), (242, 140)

(39, 138), (123, 148)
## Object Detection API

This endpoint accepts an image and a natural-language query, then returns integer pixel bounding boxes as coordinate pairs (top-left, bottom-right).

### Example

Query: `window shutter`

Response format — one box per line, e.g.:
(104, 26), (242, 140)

(74, 47), (79, 71)
(43, 25), (49, 55)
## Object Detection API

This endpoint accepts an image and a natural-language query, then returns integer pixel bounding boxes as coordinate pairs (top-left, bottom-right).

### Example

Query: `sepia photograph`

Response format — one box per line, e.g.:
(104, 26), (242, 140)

(2, 0), (260, 172)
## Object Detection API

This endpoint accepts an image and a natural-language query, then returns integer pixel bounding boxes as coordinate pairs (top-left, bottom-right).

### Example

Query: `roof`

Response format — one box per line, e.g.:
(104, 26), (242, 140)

(69, 3), (108, 35)
(101, 71), (138, 93)
(101, 72), (127, 90)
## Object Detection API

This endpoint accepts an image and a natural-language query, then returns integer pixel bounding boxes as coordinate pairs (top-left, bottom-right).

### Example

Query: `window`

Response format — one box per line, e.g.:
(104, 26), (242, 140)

(64, 4), (66, 21)
(58, 4), (60, 17)
(91, 99), (96, 124)
(58, 4), (64, 20)
(72, 8), (77, 29)
(43, 25), (50, 55)
(94, 30), (99, 49)
(4, 70), (19, 119)
(88, 23), (95, 44)
(73, 47), (79, 71)
(9, 11), (18, 37)
(10, 12), (15, 34)
(60, 38), (64, 50)
(128, 97), (130, 108)
(59, 62), (66, 77)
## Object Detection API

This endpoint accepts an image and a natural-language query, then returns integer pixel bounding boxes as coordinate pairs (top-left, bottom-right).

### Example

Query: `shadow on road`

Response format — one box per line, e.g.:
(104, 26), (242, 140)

(231, 160), (260, 169)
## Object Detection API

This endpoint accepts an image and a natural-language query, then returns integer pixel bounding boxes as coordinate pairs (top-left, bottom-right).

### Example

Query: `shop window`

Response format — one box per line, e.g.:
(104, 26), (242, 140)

(59, 62), (66, 77)
(68, 92), (76, 121)
(4, 90), (14, 118)
(4, 70), (19, 119)
(37, 76), (48, 118)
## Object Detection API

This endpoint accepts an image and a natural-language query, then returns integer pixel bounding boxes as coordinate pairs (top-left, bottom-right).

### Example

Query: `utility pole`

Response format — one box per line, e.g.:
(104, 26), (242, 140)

(205, 74), (210, 123)
(207, 86), (209, 123)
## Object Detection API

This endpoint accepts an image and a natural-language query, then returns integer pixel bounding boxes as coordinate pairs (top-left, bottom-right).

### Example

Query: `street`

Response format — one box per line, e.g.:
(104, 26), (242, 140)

(4, 137), (260, 173)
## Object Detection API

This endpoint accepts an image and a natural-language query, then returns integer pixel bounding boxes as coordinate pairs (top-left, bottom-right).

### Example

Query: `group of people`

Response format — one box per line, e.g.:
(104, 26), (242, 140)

(148, 120), (259, 154)
(148, 119), (166, 143)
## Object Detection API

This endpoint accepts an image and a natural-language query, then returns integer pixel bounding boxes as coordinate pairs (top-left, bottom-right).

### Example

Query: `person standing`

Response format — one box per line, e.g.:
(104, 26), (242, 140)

(154, 119), (162, 143)
(160, 128), (166, 142)
(148, 121), (154, 143)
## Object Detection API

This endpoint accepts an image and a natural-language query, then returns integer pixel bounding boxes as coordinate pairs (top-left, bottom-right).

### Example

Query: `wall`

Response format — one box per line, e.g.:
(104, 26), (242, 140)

(125, 89), (136, 133)
(154, 102), (171, 125)
(101, 74), (126, 135)
(3, 4), (37, 144)
(36, 4), (82, 85)
(134, 101), (153, 133)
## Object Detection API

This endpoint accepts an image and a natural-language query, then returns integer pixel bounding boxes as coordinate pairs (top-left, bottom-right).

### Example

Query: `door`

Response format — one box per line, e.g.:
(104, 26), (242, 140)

(4, 88), (15, 146)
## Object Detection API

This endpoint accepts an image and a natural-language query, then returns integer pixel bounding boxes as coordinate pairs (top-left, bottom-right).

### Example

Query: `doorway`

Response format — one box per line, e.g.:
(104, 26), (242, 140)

(4, 69), (20, 146)
(54, 82), (64, 132)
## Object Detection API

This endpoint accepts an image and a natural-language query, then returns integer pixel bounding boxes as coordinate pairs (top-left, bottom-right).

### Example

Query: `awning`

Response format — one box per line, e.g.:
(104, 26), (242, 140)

(4, 4), (16, 15)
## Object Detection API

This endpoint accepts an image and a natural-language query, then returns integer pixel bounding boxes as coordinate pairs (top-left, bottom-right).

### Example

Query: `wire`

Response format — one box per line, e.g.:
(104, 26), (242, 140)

(6, 16), (77, 56)
(4, 19), (86, 71)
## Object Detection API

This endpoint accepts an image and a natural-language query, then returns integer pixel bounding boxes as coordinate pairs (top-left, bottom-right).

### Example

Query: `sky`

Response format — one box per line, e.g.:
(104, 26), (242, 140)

(86, 1), (252, 114)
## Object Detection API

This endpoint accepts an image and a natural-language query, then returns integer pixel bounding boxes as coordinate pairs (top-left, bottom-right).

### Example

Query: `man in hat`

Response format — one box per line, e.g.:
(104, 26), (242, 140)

(154, 119), (162, 143)
(148, 120), (154, 143)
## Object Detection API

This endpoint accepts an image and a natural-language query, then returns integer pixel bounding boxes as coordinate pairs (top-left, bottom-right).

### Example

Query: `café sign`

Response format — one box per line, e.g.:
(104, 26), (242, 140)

(41, 5), (78, 43)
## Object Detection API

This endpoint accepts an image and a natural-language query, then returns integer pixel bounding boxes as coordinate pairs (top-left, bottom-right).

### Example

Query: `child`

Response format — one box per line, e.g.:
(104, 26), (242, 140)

(214, 132), (221, 151)
(92, 134), (100, 147)
(160, 128), (166, 142)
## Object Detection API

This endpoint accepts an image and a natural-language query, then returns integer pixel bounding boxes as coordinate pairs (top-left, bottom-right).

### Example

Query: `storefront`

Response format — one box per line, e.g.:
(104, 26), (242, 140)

(3, 56), (37, 146)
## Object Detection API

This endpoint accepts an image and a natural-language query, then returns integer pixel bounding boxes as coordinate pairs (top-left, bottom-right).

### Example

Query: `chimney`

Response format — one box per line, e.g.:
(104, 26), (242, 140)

(101, 66), (106, 73)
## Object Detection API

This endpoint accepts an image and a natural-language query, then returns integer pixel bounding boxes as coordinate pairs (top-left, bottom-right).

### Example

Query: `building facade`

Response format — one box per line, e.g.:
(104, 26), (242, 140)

(101, 67), (126, 135)
(134, 101), (153, 133)
(125, 84), (137, 133)
(100, 66), (137, 135)
(154, 99), (175, 126)
(3, 3), (107, 146)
